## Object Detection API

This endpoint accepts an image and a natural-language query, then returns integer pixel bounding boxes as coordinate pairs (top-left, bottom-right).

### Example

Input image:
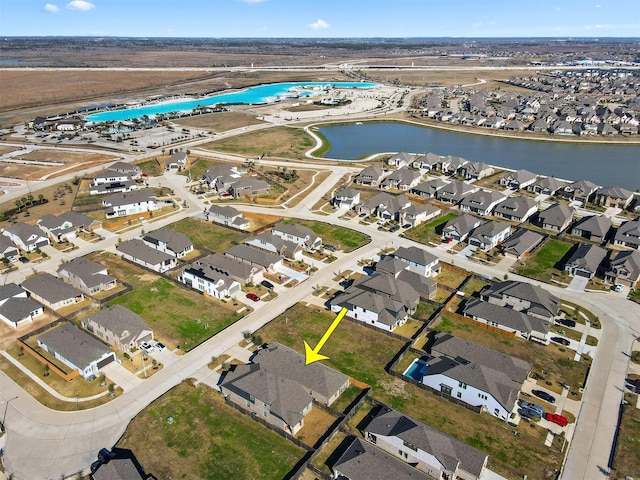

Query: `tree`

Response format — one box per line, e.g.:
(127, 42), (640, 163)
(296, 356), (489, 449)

(15, 199), (22, 212)
(26, 194), (33, 207)
(43, 363), (50, 377)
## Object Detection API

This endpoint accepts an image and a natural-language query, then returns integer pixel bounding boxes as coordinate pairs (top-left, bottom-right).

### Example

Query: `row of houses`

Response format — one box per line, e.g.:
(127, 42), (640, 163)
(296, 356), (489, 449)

(202, 162), (271, 199)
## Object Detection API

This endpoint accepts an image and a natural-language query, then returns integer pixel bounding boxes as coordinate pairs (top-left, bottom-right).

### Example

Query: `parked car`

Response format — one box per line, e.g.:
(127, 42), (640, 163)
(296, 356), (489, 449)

(358, 213), (367, 218)
(139, 341), (154, 354)
(613, 284), (625, 293)
(402, 223), (412, 229)
(18, 256), (29, 264)
(555, 318), (576, 328)
(545, 413), (568, 427)
(444, 237), (453, 243)
(389, 225), (401, 233)
(520, 401), (544, 418)
(519, 408), (541, 421)
(531, 389), (556, 403)
(324, 244), (337, 252)
(261, 280), (274, 290)
(153, 341), (167, 352)
(7, 256), (17, 263)
(195, 190), (205, 195)
(550, 337), (570, 346)
(246, 292), (260, 302)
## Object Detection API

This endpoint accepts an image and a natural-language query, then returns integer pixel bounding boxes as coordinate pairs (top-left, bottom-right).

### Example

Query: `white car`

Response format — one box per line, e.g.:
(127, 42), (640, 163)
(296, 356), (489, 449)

(153, 341), (167, 352)
(139, 341), (154, 354)
(613, 284), (625, 293)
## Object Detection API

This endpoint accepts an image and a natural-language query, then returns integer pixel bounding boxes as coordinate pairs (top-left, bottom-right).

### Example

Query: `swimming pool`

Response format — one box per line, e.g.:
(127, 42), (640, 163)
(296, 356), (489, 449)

(404, 359), (427, 382)
(86, 81), (377, 123)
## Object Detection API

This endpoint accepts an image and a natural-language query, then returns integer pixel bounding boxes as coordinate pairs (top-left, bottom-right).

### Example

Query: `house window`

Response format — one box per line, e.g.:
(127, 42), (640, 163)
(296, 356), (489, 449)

(402, 441), (418, 452)
(245, 400), (250, 407)
(458, 381), (467, 389)
(263, 411), (268, 417)
(457, 392), (462, 398)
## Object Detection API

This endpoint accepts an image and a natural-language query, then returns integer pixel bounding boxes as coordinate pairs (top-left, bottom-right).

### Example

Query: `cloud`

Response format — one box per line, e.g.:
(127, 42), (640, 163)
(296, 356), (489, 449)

(308, 19), (329, 30)
(44, 3), (60, 12)
(66, 0), (95, 11)
(595, 3), (601, 7)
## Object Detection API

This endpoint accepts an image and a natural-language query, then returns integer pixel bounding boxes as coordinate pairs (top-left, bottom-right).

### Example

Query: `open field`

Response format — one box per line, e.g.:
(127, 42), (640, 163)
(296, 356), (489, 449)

(513, 238), (574, 284)
(116, 381), (306, 480)
(280, 218), (370, 252)
(404, 212), (455, 245)
(167, 217), (245, 252)
(0, 180), (78, 228)
(611, 393), (640, 479)
(172, 111), (266, 132)
(0, 150), (115, 182)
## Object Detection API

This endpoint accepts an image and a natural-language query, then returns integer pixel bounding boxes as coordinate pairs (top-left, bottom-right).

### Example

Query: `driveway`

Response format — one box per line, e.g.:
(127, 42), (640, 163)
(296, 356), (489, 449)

(567, 275), (589, 292)
(275, 264), (309, 283)
(456, 245), (477, 259)
(100, 362), (143, 392)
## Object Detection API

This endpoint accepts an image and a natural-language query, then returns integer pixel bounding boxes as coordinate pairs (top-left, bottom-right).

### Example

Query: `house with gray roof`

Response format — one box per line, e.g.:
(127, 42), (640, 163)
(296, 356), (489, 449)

(461, 161), (494, 181)
(180, 253), (262, 287)
(363, 405), (488, 479)
(393, 245), (440, 277)
(375, 257), (437, 301)
(410, 178), (447, 198)
(91, 457), (145, 480)
(202, 163), (244, 191)
(501, 229), (545, 260)
(82, 305), (153, 354)
(228, 177), (270, 198)
(527, 176), (566, 196)
(412, 152), (442, 171)
(109, 161), (142, 178)
(91, 169), (132, 186)
(499, 169), (537, 190)
(224, 244), (283, 272)
(245, 232), (303, 261)
(272, 223), (322, 250)
(439, 155), (468, 175)
(220, 343), (349, 434)
(2, 222), (50, 252)
(57, 257), (117, 295)
(386, 152), (413, 168)
(605, 250), (640, 288)
(459, 190), (506, 216)
(571, 215), (613, 243)
(142, 227), (193, 258)
(535, 202), (574, 233)
(332, 437), (432, 480)
(21, 273), (85, 310)
(207, 204), (250, 230)
(493, 196), (539, 223)
(165, 151), (188, 170)
(561, 179), (600, 204)
(442, 214), (483, 242)
(380, 166), (422, 191)
(354, 166), (386, 186)
(564, 243), (607, 279)
(0, 235), (19, 260)
(37, 211), (102, 241)
(356, 192), (413, 222)
(417, 332), (532, 420)
(594, 185), (635, 209)
(403, 203), (440, 227)
(102, 189), (159, 218)
(467, 220), (512, 251)
(463, 299), (551, 344)
(116, 239), (177, 273)
(613, 218), (640, 250)
(332, 187), (361, 209)
(480, 280), (560, 321)
(37, 322), (115, 380)
(435, 180), (476, 204)
(0, 283), (44, 329)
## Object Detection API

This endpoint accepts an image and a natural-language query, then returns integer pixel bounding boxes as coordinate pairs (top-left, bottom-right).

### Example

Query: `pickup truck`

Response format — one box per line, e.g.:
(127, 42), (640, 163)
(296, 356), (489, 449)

(544, 412), (568, 427)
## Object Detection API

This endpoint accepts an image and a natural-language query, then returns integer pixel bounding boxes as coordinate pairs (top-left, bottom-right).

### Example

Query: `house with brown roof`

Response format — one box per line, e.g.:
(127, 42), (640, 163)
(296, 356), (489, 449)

(82, 305), (153, 354)
(21, 273), (85, 310)
(57, 257), (117, 295)
(605, 250), (640, 287)
(571, 215), (613, 243)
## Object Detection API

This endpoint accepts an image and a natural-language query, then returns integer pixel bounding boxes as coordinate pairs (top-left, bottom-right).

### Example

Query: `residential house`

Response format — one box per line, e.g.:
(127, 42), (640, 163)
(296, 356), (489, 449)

(0, 236), (19, 260)
(179, 258), (242, 300)
(363, 406), (489, 480)
(501, 229), (545, 260)
(493, 196), (538, 223)
(272, 223), (322, 250)
(467, 220), (512, 251)
(380, 167), (422, 191)
(564, 243), (607, 278)
(480, 280), (561, 321)
(410, 178), (447, 198)
(37, 322), (116, 380)
(412, 152), (442, 171)
(356, 192), (412, 223)
(224, 244), (283, 273)
(386, 152), (413, 168)
(37, 211), (101, 241)
(535, 203), (575, 233)
(527, 176), (566, 196)
(142, 228), (194, 258)
(59, 210), (102, 231)
(439, 155), (468, 176)
(375, 257), (437, 301)
(393, 245), (440, 277)
(613, 218), (640, 250)
(202, 163), (243, 191)
(605, 250), (640, 287)
(0, 283), (44, 329)
(89, 179), (138, 196)
(332, 437), (433, 480)
(21, 273), (85, 310)
(228, 177), (270, 198)
(57, 257), (117, 295)
(594, 186), (634, 209)
(332, 187), (361, 209)
(571, 215), (613, 243)
(116, 239), (177, 273)
(435, 180), (476, 204)
(2, 222), (50, 251)
(499, 169), (537, 190)
(459, 190), (506, 216)
(461, 161), (494, 181)
(442, 214), (483, 242)
(561, 180), (600, 204)
(180, 253), (263, 287)
(102, 189), (159, 218)
(417, 333), (532, 420)
(207, 204), (250, 230)
(91, 170), (132, 186)
(82, 305), (153, 354)
(354, 166), (387, 187)
(403, 204), (440, 227)
(165, 151), (188, 170)
(244, 233), (304, 261)
(91, 457), (146, 480)
(109, 161), (142, 178)
(221, 343), (349, 434)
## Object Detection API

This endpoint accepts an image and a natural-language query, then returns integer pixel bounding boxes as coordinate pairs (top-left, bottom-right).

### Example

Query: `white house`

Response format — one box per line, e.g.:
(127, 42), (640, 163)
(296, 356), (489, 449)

(102, 189), (159, 218)
(467, 220), (512, 251)
(0, 283), (44, 329)
(178, 264), (241, 300)
(207, 204), (250, 230)
(272, 223), (322, 250)
(393, 246), (440, 277)
(2, 222), (50, 251)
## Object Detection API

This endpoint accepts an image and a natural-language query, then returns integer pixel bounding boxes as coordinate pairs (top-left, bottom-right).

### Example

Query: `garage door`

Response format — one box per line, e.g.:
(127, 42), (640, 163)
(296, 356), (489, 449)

(97, 354), (115, 369)
(575, 269), (592, 278)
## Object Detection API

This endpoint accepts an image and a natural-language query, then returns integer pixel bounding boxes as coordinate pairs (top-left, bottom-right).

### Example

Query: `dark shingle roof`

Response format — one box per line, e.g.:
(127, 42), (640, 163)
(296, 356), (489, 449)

(22, 273), (84, 304)
(82, 305), (150, 343)
(37, 322), (110, 370)
(142, 227), (192, 254)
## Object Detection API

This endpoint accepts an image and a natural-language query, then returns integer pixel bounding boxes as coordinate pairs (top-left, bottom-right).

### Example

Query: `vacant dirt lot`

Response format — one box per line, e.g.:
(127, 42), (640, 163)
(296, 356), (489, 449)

(0, 150), (115, 181)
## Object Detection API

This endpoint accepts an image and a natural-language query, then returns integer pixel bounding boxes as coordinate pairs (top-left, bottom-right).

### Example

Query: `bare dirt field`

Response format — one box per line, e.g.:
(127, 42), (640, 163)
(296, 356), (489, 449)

(361, 68), (538, 89)
(0, 150), (115, 181)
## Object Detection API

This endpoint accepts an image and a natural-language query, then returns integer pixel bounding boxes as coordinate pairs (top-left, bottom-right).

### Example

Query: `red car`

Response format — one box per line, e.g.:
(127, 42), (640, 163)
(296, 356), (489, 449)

(246, 293), (260, 302)
(544, 413), (568, 427)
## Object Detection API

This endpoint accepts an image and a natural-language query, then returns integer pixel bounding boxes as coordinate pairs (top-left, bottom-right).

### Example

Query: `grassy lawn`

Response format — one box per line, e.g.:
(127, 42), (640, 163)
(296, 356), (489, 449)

(298, 406), (338, 447)
(117, 382), (306, 480)
(413, 302), (439, 321)
(404, 212), (457, 245)
(435, 268), (469, 289)
(611, 393), (640, 479)
(282, 219), (370, 252)
(330, 384), (364, 414)
(167, 217), (244, 252)
(461, 277), (490, 297)
(311, 431), (348, 476)
(134, 158), (163, 177)
(513, 238), (574, 284)
(393, 319), (423, 339)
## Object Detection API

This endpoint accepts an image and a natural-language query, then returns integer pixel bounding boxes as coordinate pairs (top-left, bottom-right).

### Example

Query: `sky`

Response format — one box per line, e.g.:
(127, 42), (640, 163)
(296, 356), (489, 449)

(1, 0), (639, 38)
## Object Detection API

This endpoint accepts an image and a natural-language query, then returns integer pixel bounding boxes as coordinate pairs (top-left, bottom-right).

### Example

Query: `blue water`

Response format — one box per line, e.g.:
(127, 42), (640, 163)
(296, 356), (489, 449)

(319, 122), (640, 190)
(85, 82), (376, 122)
(404, 359), (426, 381)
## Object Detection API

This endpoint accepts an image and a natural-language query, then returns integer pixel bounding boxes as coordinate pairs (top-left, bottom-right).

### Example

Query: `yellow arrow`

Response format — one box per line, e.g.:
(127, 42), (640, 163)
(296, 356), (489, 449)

(304, 307), (348, 365)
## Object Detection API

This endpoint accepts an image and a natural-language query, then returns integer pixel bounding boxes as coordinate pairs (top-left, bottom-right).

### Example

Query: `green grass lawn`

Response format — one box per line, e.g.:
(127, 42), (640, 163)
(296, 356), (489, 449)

(282, 219), (370, 252)
(413, 302), (439, 321)
(404, 212), (457, 245)
(513, 238), (574, 283)
(201, 126), (315, 159)
(168, 217), (244, 252)
(135, 158), (163, 177)
(611, 393), (640, 478)
(117, 382), (306, 480)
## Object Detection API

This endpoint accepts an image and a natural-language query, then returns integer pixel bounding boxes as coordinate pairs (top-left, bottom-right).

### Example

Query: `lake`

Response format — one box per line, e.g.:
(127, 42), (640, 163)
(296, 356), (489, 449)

(318, 122), (640, 191)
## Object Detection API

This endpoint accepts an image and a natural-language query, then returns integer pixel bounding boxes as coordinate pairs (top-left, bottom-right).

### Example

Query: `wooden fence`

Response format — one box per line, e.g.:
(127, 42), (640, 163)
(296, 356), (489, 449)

(16, 337), (79, 382)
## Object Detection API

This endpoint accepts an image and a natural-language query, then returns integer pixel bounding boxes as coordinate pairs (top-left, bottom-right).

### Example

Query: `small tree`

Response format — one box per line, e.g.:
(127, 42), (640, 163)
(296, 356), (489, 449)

(242, 330), (252, 341)
(108, 383), (116, 396)
(17, 345), (24, 357)
(252, 334), (263, 346)
(43, 363), (50, 377)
